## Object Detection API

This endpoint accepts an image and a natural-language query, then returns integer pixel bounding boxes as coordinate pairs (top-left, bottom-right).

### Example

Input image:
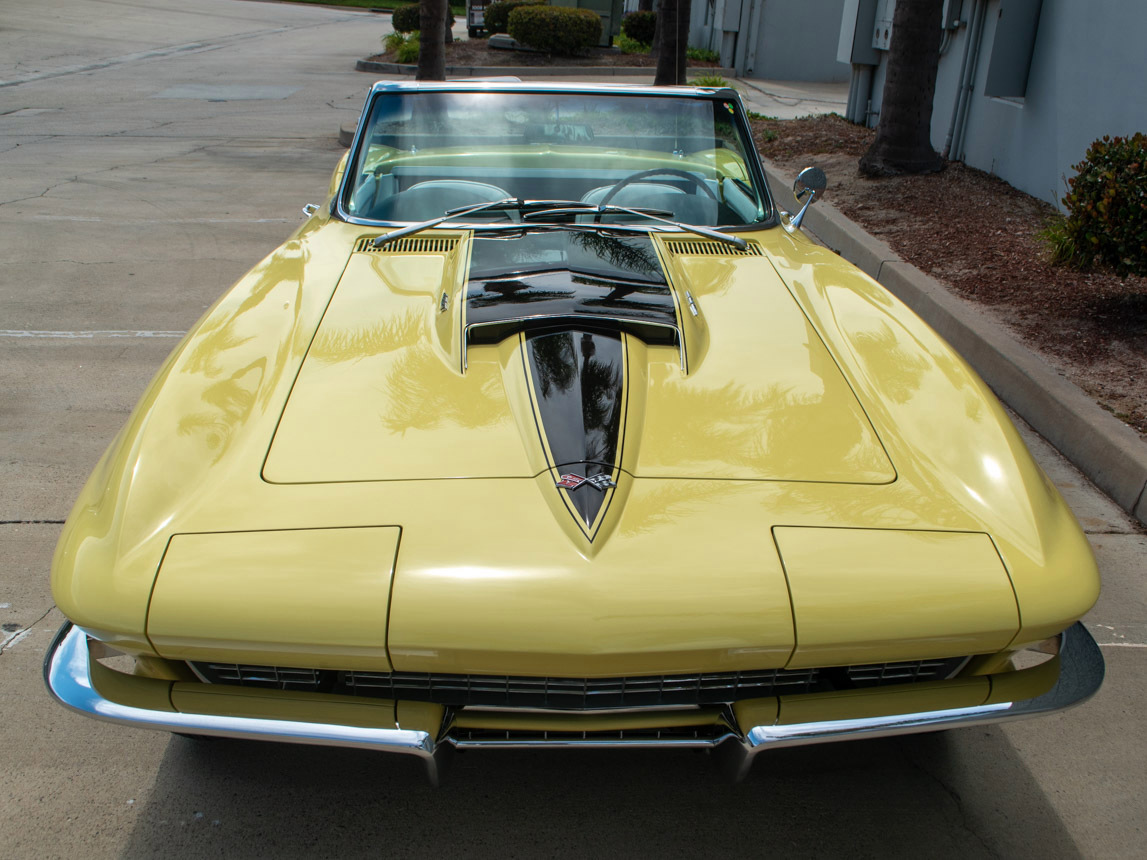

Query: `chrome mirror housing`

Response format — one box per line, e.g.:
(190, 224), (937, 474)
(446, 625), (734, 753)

(790, 166), (827, 230)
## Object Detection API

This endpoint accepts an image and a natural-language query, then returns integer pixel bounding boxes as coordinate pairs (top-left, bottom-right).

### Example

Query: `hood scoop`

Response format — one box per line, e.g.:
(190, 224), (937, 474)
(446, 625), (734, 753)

(465, 232), (680, 348)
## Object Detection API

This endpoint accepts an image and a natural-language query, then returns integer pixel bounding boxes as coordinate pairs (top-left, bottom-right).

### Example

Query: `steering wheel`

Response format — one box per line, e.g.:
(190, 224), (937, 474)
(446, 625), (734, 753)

(596, 168), (718, 221)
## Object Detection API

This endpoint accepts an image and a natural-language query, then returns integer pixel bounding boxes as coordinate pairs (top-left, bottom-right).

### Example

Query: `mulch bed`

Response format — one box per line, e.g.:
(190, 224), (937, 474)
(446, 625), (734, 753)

(367, 38), (720, 68)
(750, 114), (1147, 436)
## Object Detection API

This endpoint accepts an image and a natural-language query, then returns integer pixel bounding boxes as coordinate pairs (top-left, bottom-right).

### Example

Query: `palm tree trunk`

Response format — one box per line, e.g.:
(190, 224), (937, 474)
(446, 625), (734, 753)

(858, 0), (945, 176)
(417, 0), (447, 81)
(653, 0), (690, 86)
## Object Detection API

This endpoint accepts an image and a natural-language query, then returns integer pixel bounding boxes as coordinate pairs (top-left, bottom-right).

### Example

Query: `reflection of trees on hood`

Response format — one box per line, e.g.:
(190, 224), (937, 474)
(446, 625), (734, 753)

(579, 333), (623, 463)
(530, 331), (577, 397)
(570, 233), (660, 278)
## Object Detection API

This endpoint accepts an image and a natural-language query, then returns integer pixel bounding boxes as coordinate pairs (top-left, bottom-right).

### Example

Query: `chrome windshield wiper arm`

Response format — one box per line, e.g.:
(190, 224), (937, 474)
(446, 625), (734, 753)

(371, 197), (521, 247)
(597, 204), (750, 249)
(521, 205), (675, 219)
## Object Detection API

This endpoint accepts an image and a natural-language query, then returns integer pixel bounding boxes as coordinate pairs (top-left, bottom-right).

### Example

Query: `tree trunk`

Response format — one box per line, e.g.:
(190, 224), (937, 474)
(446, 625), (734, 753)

(858, 0), (945, 176)
(417, 0), (447, 81)
(653, 0), (690, 86)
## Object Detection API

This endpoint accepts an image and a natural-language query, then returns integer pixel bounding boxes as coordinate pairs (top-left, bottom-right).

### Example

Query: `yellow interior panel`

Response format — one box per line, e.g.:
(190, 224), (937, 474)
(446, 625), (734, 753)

(148, 527), (400, 669)
(775, 527), (1020, 667)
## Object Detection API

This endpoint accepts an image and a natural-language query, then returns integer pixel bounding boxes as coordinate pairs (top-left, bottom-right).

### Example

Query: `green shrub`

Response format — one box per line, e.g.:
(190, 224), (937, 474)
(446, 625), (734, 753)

(395, 32), (420, 63)
(382, 31), (406, 52)
(508, 5), (601, 55)
(692, 74), (731, 88)
(1053, 133), (1147, 275)
(686, 46), (720, 63)
(485, 0), (545, 34)
(391, 3), (420, 32)
(621, 10), (656, 45)
(616, 32), (650, 54)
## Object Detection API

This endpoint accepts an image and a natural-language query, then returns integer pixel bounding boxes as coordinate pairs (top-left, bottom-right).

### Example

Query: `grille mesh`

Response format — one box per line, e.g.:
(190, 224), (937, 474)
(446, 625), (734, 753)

(191, 657), (967, 709)
(662, 238), (763, 257)
(353, 236), (459, 254)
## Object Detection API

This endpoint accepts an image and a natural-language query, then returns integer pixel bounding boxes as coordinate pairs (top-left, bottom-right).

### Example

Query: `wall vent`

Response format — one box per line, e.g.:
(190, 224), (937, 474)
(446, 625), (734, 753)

(353, 236), (459, 254)
(662, 239), (763, 257)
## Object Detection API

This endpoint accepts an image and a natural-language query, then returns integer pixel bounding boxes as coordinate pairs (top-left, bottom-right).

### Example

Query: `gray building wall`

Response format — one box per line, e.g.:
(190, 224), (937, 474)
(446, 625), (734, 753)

(860, 0), (1147, 208)
(691, 0), (851, 82)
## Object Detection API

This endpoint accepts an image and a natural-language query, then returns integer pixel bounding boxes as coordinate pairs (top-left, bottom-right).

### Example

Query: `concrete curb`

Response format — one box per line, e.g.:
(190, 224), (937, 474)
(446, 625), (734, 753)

(764, 163), (1147, 525)
(355, 59), (736, 78)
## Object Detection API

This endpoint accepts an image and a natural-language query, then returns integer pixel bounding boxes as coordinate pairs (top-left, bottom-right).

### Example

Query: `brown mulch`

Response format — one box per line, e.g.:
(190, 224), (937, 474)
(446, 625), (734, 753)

(367, 38), (720, 68)
(750, 114), (1147, 437)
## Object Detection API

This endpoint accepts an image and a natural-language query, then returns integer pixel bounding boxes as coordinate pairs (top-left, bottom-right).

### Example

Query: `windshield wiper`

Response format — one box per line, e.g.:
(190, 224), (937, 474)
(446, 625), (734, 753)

(522, 204), (748, 250)
(370, 199), (683, 248)
(371, 197), (520, 247)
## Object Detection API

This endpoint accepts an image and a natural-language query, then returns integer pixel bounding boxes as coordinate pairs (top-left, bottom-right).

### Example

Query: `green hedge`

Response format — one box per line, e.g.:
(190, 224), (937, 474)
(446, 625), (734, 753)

(1056, 133), (1147, 276)
(485, 0), (545, 34)
(621, 11), (656, 46)
(391, 3), (456, 34)
(508, 5), (601, 55)
(391, 3), (420, 32)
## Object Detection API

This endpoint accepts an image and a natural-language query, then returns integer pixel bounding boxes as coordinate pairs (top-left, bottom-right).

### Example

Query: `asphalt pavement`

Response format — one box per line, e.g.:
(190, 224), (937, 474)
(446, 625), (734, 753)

(1, 1), (1144, 857)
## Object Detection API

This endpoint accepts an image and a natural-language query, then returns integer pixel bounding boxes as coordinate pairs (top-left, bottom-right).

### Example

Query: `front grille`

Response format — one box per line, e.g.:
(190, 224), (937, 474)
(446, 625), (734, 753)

(190, 656), (967, 710)
(450, 725), (732, 745)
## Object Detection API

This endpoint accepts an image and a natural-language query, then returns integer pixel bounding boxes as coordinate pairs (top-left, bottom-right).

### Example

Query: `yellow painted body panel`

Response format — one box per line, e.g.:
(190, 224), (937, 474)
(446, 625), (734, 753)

(264, 243), (536, 482)
(639, 247), (894, 482)
(148, 527), (399, 669)
(50, 196), (1100, 677)
(774, 527), (1018, 666)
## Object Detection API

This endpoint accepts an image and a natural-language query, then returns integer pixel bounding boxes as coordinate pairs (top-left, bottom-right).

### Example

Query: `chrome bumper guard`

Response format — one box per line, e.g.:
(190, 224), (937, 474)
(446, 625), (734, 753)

(44, 622), (1104, 783)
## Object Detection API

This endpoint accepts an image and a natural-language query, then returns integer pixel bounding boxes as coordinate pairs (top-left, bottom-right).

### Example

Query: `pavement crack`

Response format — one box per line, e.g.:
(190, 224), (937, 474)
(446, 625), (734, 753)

(0, 520), (66, 525)
(899, 742), (1002, 859)
(0, 604), (56, 655)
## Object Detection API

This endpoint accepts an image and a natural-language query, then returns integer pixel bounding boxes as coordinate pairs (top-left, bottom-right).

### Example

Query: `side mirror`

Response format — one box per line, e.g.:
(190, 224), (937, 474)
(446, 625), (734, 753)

(790, 166), (827, 230)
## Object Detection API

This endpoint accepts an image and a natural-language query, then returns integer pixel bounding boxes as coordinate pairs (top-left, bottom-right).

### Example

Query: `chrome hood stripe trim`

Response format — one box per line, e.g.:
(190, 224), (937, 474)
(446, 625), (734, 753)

(44, 622), (1103, 784)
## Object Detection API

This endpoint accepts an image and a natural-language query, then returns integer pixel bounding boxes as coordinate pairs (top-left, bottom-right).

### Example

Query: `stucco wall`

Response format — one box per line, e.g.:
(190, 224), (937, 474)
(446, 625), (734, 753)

(690, 0), (850, 82)
(865, 0), (1147, 209)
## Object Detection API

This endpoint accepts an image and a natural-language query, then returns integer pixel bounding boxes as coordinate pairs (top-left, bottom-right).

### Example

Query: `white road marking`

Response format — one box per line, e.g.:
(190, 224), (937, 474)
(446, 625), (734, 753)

(1, 330), (185, 339)
(0, 627), (34, 651)
(1098, 642), (1147, 648)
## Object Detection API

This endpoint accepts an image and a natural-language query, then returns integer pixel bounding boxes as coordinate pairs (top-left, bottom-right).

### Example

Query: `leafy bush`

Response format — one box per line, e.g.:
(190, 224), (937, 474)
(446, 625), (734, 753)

(382, 31), (406, 52)
(508, 6), (601, 55)
(396, 32), (420, 63)
(686, 46), (719, 63)
(485, 0), (545, 34)
(621, 10), (656, 45)
(391, 3), (420, 32)
(1052, 133), (1147, 276)
(616, 33), (650, 54)
(692, 74), (731, 88)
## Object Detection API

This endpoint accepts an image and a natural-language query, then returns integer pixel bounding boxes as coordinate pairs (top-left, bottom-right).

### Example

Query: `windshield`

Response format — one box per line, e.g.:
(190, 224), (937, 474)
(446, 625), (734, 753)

(341, 90), (770, 229)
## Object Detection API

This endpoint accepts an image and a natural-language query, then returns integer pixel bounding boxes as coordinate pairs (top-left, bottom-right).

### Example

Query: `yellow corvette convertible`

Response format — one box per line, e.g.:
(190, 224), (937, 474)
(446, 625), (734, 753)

(45, 82), (1103, 782)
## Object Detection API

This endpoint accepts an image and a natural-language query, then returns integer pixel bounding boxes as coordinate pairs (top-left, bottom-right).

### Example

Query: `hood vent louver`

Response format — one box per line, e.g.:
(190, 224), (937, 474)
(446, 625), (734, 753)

(663, 239), (762, 257)
(354, 236), (459, 255)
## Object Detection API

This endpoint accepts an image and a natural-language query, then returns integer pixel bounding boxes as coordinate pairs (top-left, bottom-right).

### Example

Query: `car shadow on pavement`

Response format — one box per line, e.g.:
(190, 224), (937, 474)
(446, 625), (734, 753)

(120, 727), (1082, 858)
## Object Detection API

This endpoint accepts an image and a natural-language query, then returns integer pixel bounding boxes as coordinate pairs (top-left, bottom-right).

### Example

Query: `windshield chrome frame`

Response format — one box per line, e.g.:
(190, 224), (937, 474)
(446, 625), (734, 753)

(333, 81), (778, 234)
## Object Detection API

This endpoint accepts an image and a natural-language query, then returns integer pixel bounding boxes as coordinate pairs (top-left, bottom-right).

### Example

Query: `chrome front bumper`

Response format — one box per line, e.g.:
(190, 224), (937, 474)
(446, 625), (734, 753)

(44, 622), (1104, 783)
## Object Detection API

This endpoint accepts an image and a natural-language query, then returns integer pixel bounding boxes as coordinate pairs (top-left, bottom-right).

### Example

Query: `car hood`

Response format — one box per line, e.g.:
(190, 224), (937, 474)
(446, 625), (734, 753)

(262, 230), (895, 490)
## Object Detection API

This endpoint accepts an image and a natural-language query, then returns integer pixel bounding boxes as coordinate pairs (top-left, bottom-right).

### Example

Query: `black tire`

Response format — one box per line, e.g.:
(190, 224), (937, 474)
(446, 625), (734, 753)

(468, 26), (480, 38)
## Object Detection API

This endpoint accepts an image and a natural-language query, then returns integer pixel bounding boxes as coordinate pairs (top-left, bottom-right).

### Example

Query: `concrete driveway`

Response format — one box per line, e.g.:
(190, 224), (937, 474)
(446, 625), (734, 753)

(1, 1), (1143, 856)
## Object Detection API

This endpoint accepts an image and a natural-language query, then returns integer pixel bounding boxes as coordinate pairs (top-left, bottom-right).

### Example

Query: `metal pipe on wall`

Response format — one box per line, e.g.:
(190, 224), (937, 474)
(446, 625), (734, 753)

(951, 0), (989, 162)
(942, 0), (979, 158)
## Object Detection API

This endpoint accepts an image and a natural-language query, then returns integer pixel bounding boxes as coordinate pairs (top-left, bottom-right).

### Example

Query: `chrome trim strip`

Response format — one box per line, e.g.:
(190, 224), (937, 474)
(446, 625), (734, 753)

(42, 624), (447, 782)
(44, 622), (1102, 783)
(333, 81), (776, 230)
